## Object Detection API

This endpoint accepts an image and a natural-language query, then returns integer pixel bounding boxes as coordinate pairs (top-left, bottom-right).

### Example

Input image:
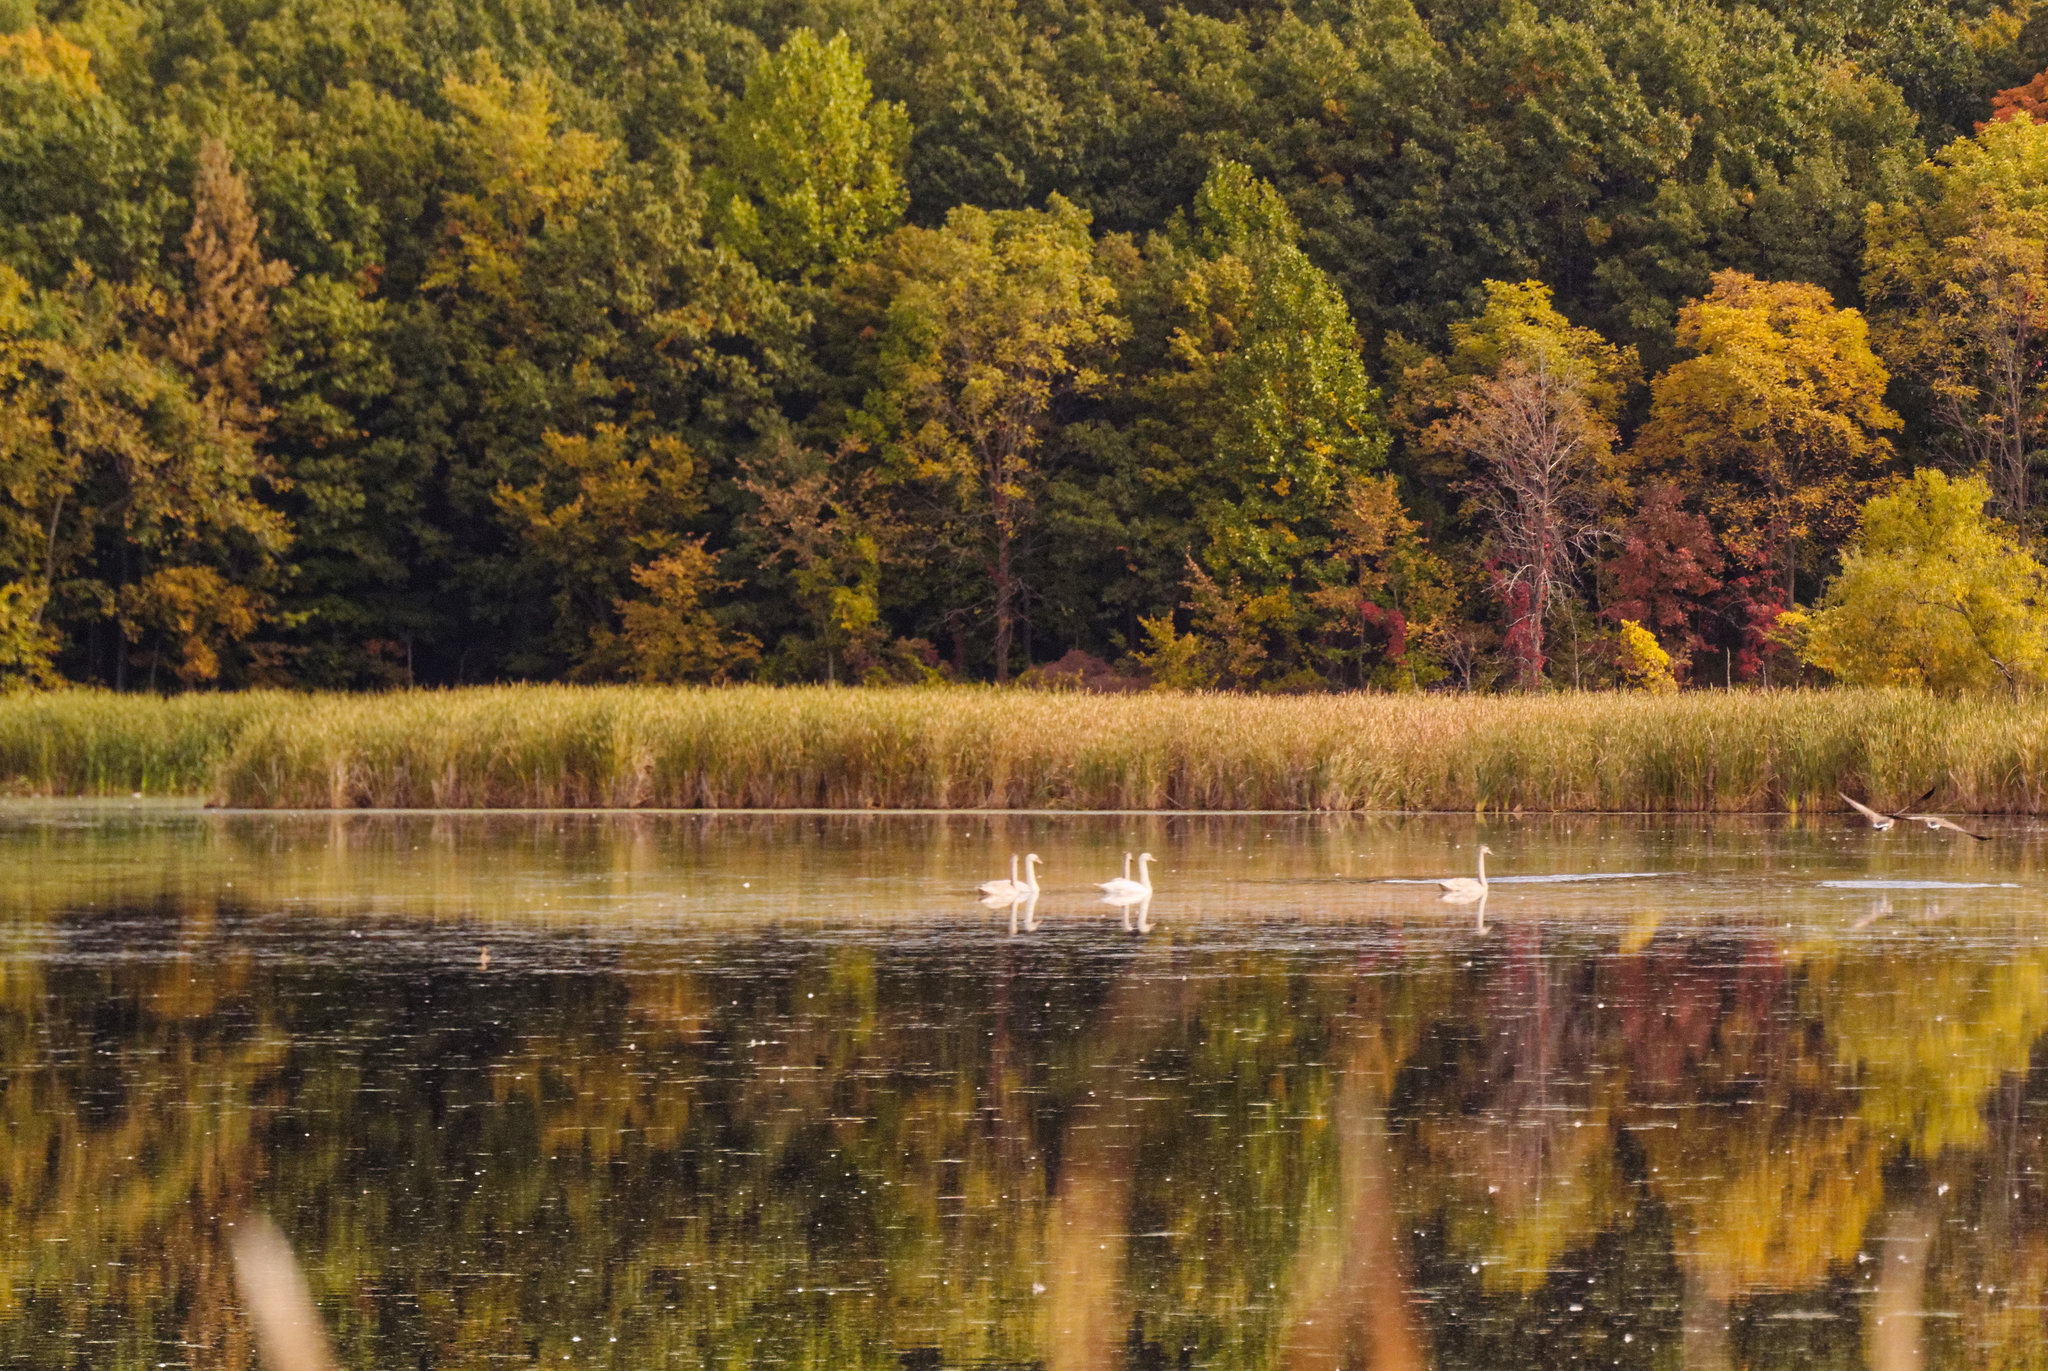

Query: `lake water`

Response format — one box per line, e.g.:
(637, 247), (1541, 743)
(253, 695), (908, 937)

(5, 802), (2048, 1370)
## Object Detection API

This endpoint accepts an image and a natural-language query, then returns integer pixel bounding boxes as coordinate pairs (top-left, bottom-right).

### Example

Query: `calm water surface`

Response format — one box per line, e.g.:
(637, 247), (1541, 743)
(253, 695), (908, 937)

(6, 803), (2048, 1370)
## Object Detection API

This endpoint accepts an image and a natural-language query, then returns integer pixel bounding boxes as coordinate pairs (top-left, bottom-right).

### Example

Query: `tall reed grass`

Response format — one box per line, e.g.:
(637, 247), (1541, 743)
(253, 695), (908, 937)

(0, 685), (2039, 812)
(0, 690), (280, 796)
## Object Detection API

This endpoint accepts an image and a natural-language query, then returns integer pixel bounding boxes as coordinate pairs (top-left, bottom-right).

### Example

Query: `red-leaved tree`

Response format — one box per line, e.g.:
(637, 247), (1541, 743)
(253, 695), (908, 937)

(1601, 484), (1723, 679)
(1985, 71), (2048, 128)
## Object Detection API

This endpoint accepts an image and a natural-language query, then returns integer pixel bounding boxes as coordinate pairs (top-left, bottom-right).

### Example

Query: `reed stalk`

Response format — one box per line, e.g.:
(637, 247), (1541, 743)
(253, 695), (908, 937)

(0, 686), (2038, 812)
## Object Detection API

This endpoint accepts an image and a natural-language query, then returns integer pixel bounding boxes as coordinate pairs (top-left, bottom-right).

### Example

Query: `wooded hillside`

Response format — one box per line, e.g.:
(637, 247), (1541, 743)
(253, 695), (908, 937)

(2, 0), (2046, 691)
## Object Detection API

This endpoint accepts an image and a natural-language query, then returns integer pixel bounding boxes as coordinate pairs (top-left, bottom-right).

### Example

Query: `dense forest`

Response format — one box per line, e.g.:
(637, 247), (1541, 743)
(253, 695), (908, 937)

(4, 0), (2048, 691)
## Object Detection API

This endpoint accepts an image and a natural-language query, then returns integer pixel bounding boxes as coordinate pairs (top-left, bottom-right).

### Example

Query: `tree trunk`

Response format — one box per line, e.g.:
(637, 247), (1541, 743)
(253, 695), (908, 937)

(33, 492), (63, 626)
(1519, 581), (1547, 692)
(993, 505), (1014, 683)
(115, 543), (129, 692)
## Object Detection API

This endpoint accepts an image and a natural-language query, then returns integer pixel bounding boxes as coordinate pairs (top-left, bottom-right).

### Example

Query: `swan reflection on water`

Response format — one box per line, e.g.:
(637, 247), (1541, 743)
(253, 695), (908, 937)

(980, 882), (1041, 934)
(1099, 890), (1153, 933)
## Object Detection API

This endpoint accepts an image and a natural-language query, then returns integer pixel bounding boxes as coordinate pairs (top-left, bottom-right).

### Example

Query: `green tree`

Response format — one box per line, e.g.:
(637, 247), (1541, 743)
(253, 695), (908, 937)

(854, 194), (1124, 681)
(860, 0), (1070, 215)
(0, 23), (180, 288)
(738, 438), (921, 684)
(408, 56), (790, 678)
(713, 29), (909, 285)
(1129, 162), (1393, 688)
(1804, 468), (2048, 693)
(1158, 165), (1387, 589)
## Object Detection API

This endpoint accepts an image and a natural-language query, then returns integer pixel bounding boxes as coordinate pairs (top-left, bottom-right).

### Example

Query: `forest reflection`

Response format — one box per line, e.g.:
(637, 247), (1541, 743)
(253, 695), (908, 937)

(5, 812), (2048, 1369)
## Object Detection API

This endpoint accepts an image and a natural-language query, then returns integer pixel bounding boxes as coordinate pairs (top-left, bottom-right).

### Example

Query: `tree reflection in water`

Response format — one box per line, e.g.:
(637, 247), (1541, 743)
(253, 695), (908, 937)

(6, 822), (2048, 1369)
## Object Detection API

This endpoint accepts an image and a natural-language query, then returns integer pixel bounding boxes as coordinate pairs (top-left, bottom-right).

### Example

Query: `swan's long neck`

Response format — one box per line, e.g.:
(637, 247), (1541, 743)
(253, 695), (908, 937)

(1023, 855), (1040, 892)
(1122, 852), (1132, 880)
(1476, 849), (1488, 886)
(1010, 854), (1019, 883)
(1137, 854), (1153, 889)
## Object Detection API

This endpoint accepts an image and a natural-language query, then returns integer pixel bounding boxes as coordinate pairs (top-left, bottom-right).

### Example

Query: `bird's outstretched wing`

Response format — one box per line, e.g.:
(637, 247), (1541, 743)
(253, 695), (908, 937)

(1906, 814), (1990, 840)
(1888, 785), (1939, 819)
(1839, 791), (1889, 826)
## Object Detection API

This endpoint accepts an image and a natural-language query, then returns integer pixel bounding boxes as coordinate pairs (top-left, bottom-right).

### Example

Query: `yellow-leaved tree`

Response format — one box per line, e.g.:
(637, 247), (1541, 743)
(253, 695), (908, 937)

(0, 138), (294, 691)
(1804, 469), (2048, 693)
(1633, 271), (1899, 603)
(0, 265), (60, 688)
(1616, 620), (1677, 693)
(423, 59), (611, 312)
(496, 425), (760, 681)
(1864, 114), (2048, 524)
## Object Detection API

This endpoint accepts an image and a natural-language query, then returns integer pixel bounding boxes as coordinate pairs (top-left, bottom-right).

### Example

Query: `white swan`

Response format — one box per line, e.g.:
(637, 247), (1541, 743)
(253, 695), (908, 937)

(1098, 852), (1154, 903)
(978, 853), (1043, 901)
(1437, 845), (1491, 904)
(979, 853), (1020, 900)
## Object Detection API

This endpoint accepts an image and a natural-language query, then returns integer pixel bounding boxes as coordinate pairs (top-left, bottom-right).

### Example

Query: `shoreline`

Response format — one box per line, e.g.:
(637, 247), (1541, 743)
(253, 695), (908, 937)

(1, 798), (1981, 817)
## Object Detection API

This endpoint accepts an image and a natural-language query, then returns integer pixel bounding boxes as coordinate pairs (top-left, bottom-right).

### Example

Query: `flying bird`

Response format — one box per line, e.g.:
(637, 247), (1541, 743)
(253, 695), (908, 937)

(1901, 813), (1990, 841)
(1838, 786), (1937, 832)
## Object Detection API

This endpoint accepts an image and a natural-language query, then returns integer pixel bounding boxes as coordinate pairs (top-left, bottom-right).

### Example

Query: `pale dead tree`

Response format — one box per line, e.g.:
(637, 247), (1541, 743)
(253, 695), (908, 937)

(1436, 355), (1614, 691)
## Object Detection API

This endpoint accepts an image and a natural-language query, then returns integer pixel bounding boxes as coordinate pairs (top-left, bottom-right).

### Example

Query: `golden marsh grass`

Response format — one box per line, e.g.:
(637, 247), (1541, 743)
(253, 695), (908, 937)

(0, 685), (2043, 812)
